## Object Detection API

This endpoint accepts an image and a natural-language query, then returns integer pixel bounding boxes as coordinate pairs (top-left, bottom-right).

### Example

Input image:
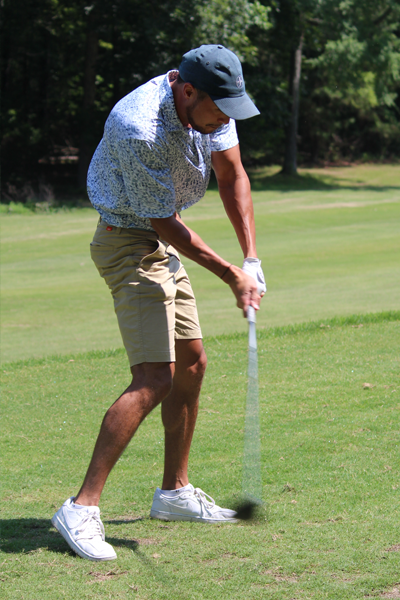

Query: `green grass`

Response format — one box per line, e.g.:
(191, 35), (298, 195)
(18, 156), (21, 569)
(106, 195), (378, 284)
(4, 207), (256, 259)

(1, 313), (400, 599)
(1, 164), (399, 598)
(1, 164), (399, 363)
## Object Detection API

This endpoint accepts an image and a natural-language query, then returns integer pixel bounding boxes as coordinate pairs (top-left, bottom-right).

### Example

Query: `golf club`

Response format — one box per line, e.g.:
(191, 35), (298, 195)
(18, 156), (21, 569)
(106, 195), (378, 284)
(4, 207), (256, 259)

(235, 304), (263, 520)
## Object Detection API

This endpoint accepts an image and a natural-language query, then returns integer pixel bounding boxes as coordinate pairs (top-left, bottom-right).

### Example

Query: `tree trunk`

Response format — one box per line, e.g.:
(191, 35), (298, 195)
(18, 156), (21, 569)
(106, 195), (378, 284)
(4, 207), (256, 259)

(282, 31), (303, 176)
(78, 26), (98, 189)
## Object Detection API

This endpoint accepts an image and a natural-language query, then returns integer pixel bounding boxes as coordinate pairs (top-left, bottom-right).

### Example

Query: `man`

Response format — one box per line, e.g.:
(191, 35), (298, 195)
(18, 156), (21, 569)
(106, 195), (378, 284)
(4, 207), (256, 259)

(52, 44), (266, 562)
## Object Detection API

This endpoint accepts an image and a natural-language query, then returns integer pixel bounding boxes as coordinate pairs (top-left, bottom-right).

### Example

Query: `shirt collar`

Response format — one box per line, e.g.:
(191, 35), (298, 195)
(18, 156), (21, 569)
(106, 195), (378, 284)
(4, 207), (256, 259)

(160, 71), (187, 133)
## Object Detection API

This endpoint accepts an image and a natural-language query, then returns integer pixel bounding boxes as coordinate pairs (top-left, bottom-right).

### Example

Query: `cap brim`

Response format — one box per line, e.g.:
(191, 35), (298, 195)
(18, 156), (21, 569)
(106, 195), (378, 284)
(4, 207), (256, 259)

(212, 93), (260, 120)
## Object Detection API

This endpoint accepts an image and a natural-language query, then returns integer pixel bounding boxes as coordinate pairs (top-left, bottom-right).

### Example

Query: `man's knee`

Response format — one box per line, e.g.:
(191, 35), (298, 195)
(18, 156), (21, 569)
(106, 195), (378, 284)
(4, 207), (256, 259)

(183, 348), (207, 390)
(151, 364), (174, 398)
(131, 362), (174, 399)
(193, 348), (207, 379)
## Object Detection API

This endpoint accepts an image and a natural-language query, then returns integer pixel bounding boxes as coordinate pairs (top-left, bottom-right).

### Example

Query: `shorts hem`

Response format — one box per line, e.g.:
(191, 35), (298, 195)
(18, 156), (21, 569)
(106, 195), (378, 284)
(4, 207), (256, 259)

(128, 352), (175, 368)
(174, 328), (203, 340)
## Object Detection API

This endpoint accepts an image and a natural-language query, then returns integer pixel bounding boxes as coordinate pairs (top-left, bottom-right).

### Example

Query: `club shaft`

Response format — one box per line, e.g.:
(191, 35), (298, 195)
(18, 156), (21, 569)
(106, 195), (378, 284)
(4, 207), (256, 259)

(242, 308), (262, 502)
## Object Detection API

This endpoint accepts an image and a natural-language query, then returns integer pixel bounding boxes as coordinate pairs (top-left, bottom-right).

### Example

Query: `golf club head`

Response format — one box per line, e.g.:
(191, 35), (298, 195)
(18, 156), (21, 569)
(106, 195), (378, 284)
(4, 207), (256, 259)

(233, 497), (263, 521)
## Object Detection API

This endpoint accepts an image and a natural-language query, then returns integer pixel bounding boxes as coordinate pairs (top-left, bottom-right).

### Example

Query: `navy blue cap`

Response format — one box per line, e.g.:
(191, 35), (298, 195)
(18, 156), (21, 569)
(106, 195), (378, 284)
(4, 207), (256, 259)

(179, 45), (260, 120)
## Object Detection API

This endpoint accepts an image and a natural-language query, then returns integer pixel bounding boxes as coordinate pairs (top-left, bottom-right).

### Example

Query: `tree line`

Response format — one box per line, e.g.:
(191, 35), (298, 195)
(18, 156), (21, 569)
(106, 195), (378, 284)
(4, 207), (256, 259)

(2, 0), (400, 197)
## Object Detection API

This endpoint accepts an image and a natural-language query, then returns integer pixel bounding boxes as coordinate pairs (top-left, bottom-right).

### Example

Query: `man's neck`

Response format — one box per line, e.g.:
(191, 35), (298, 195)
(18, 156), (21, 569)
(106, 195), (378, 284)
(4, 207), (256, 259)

(169, 72), (190, 128)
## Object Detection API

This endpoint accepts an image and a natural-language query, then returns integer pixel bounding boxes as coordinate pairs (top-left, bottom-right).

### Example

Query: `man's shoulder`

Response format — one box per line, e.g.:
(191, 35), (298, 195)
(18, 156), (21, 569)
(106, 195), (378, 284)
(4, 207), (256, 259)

(106, 74), (167, 141)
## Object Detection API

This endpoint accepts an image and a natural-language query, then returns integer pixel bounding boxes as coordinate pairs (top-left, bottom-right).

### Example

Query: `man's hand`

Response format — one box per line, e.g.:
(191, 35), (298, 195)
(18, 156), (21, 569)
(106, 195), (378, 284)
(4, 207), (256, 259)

(242, 258), (266, 296)
(222, 265), (261, 317)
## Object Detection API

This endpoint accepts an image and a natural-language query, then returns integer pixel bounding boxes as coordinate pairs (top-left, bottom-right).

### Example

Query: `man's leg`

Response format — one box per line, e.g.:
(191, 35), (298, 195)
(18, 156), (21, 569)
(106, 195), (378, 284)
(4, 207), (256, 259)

(150, 338), (237, 523)
(75, 362), (174, 507)
(51, 361), (175, 561)
(161, 338), (206, 490)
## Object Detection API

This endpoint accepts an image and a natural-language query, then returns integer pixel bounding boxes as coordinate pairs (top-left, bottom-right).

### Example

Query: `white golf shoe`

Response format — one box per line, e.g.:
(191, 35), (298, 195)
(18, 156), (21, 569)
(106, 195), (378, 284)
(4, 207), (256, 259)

(51, 497), (117, 561)
(150, 484), (238, 523)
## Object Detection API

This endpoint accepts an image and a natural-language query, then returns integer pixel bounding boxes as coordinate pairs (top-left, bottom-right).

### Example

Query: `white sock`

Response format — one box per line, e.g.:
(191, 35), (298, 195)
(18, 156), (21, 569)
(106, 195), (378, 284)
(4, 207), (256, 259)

(161, 484), (192, 496)
(71, 499), (86, 509)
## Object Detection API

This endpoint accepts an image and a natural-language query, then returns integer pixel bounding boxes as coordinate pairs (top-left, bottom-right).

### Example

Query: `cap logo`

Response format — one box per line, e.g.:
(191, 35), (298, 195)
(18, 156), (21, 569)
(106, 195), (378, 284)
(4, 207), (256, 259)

(236, 75), (243, 88)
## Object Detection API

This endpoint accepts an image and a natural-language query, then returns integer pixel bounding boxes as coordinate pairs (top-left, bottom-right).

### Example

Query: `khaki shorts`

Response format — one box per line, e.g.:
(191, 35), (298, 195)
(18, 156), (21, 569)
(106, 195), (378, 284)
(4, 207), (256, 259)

(90, 219), (202, 366)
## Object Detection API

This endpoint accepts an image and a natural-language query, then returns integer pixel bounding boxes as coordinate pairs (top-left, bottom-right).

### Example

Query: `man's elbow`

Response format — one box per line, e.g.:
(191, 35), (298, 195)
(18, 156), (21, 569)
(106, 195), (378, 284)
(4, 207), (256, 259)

(217, 169), (250, 193)
(150, 213), (187, 245)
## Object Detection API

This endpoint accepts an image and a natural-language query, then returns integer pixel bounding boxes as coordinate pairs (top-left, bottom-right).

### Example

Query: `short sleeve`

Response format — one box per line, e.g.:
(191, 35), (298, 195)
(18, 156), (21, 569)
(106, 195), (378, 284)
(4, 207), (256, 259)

(210, 119), (239, 152)
(117, 138), (176, 219)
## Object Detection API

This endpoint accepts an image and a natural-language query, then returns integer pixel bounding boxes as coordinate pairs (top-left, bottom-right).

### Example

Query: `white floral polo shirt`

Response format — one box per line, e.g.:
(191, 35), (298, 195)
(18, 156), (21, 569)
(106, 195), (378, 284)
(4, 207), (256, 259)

(87, 71), (239, 230)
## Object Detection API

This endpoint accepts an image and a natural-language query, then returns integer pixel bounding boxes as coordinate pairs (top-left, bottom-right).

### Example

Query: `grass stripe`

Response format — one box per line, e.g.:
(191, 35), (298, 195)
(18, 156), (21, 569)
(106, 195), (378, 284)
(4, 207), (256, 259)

(203, 309), (400, 343)
(2, 310), (399, 372)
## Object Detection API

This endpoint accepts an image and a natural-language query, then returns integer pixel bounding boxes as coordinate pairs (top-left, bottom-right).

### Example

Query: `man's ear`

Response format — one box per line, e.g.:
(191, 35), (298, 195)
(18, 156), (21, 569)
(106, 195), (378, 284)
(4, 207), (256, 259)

(183, 83), (195, 101)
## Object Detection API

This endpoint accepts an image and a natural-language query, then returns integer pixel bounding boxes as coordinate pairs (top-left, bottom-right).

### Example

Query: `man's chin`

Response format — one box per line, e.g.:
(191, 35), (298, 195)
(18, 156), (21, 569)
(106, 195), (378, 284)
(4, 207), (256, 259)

(191, 124), (220, 134)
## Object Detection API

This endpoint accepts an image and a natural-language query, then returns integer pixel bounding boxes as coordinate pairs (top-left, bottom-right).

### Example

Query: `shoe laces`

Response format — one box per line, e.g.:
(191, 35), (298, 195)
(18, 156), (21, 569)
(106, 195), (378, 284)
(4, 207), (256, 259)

(193, 487), (216, 511)
(75, 510), (105, 542)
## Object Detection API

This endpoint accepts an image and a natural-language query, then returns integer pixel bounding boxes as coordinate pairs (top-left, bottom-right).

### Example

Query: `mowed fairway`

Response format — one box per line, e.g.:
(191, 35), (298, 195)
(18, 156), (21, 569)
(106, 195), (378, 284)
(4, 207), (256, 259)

(1, 316), (399, 598)
(1, 164), (400, 599)
(1, 164), (399, 363)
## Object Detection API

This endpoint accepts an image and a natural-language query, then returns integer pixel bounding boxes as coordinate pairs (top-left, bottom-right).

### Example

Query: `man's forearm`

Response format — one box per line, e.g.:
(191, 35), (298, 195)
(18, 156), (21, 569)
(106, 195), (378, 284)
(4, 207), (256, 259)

(150, 212), (261, 314)
(218, 172), (257, 258)
(150, 213), (231, 278)
(210, 143), (257, 258)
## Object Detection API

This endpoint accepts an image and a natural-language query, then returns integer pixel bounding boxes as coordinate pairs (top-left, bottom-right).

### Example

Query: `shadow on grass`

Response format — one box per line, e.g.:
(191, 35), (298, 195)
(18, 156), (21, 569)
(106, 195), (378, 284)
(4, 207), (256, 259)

(1, 518), (185, 597)
(0, 518), (142, 555)
(207, 169), (400, 193)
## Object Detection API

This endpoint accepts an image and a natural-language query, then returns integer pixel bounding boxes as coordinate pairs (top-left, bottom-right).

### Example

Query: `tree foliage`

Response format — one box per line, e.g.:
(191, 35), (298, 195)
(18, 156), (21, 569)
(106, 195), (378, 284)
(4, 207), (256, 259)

(194, 0), (271, 62)
(1, 0), (400, 193)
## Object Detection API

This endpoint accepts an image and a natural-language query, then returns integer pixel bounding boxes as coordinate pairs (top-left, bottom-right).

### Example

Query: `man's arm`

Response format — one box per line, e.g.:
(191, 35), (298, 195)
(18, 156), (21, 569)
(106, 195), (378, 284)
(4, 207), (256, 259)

(211, 144), (257, 259)
(149, 213), (260, 314)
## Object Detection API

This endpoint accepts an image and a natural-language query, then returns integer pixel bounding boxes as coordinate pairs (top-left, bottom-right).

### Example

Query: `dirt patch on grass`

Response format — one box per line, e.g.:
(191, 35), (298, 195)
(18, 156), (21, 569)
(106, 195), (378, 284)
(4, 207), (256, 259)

(222, 552), (250, 562)
(87, 569), (127, 582)
(202, 552), (250, 564)
(380, 587), (400, 598)
(138, 538), (157, 546)
(386, 544), (400, 552)
(263, 569), (298, 583)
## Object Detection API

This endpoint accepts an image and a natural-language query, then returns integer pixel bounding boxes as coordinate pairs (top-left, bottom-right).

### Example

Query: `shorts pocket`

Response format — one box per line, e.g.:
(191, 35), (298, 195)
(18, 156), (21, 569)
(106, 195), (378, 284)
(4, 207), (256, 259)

(138, 240), (167, 269)
(165, 244), (180, 261)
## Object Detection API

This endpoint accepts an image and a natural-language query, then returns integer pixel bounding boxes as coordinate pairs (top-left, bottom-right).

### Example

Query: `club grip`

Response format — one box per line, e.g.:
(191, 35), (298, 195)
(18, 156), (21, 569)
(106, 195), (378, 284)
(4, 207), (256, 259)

(247, 305), (256, 324)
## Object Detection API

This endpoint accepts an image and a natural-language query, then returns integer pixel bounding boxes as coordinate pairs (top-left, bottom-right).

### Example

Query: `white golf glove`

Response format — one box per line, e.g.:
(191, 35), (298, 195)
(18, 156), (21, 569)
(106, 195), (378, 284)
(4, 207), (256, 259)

(242, 257), (267, 295)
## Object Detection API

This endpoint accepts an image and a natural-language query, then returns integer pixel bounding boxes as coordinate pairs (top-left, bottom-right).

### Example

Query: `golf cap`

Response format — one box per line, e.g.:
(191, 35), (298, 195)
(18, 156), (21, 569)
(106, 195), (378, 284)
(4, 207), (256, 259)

(179, 45), (260, 121)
